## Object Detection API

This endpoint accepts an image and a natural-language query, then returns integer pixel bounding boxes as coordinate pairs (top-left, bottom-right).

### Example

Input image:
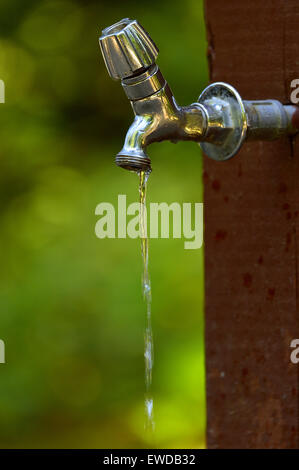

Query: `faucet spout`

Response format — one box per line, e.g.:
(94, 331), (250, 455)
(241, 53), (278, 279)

(116, 114), (154, 172)
(116, 71), (207, 172)
(99, 20), (207, 172)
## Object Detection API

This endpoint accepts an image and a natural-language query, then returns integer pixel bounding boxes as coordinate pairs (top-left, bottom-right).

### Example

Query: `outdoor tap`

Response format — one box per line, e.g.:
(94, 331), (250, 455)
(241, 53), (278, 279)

(99, 18), (299, 172)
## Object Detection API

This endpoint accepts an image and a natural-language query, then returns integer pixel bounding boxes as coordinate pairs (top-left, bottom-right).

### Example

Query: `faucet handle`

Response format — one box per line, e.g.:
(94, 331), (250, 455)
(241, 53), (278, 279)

(99, 18), (159, 80)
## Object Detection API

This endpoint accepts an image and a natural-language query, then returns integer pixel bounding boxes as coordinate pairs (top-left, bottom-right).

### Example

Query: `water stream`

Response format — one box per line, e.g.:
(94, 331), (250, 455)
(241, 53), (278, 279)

(138, 170), (154, 432)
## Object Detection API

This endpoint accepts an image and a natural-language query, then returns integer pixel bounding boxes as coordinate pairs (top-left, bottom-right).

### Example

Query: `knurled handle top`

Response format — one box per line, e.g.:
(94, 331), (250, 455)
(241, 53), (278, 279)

(99, 18), (159, 80)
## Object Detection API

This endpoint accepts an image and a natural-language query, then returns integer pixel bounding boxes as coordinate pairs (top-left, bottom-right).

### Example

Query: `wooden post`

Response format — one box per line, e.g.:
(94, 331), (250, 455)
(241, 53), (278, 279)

(204, 0), (299, 448)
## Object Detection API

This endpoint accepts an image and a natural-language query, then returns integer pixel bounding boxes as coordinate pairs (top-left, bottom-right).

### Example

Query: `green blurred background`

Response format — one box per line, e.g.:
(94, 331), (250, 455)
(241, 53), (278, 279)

(0, 0), (208, 448)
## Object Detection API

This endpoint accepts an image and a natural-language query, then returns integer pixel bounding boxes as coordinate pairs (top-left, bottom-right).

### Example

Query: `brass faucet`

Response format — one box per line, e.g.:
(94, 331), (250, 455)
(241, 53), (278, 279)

(99, 18), (298, 173)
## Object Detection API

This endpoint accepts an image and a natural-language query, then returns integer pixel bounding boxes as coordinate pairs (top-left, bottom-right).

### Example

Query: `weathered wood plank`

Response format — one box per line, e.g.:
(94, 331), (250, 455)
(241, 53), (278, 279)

(204, 0), (299, 449)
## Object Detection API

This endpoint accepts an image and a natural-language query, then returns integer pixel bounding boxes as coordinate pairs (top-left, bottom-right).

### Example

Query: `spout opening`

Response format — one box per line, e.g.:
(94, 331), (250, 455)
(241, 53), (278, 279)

(115, 153), (152, 173)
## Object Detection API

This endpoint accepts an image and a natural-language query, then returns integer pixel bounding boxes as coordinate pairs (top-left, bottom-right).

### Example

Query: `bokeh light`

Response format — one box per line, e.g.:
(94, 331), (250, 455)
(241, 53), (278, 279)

(0, 0), (208, 448)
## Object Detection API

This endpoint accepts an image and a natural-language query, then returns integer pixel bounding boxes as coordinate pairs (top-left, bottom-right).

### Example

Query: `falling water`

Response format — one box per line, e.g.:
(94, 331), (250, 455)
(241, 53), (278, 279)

(139, 170), (154, 432)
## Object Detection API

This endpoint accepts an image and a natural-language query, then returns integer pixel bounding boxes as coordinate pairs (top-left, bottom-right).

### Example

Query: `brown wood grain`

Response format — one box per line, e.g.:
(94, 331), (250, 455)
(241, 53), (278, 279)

(204, 0), (299, 449)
